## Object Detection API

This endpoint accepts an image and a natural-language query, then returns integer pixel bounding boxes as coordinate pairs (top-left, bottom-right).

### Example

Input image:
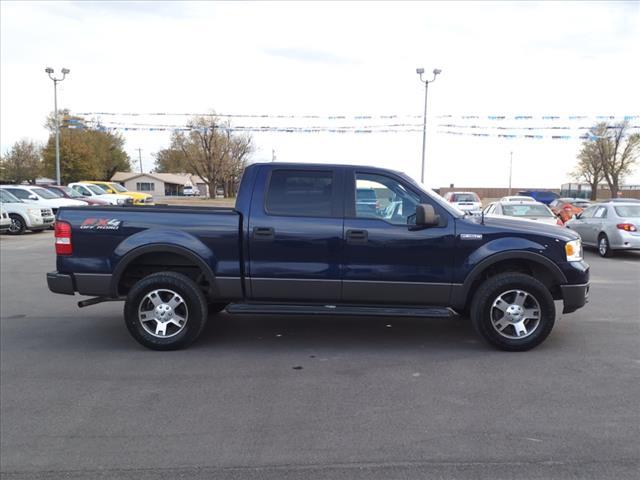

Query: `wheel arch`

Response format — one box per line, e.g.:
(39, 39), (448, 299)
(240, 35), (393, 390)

(111, 244), (217, 298)
(451, 251), (567, 310)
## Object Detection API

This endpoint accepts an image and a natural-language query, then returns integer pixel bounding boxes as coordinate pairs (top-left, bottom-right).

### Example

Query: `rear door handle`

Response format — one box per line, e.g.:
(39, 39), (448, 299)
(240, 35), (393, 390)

(253, 227), (275, 241)
(346, 229), (368, 244)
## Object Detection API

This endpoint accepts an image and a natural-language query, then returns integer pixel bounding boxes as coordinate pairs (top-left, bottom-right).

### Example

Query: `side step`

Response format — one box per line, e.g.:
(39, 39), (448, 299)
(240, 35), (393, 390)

(225, 303), (455, 318)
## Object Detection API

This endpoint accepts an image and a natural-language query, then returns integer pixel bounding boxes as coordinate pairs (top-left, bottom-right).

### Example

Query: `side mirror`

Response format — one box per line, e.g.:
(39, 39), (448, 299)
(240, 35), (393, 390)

(28, 194), (38, 200)
(416, 204), (440, 227)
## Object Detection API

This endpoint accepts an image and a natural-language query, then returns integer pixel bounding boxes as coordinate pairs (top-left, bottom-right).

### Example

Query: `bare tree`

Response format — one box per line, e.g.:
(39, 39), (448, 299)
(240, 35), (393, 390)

(573, 125), (604, 200)
(172, 115), (252, 198)
(600, 122), (639, 198)
(573, 122), (640, 199)
(0, 139), (43, 184)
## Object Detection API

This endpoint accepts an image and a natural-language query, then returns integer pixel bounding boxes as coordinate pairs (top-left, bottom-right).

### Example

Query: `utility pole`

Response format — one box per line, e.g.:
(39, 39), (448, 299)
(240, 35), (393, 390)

(272, 149), (276, 162)
(137, 148), (143, 173)
(45, 67), (70, 185)
(508, 151), (513, 195)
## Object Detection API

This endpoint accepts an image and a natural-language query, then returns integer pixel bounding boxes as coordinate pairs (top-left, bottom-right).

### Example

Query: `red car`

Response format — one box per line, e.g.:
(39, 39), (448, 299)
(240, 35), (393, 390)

(42, 185), (110, 206)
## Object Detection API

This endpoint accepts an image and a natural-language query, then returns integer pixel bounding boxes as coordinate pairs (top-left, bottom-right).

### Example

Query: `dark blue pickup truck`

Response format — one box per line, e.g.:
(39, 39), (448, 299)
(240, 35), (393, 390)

(47, 163), (589, 351)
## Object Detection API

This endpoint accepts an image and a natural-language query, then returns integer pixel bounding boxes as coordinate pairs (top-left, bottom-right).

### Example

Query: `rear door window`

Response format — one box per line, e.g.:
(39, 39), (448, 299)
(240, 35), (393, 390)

(266, 170), (334, 217)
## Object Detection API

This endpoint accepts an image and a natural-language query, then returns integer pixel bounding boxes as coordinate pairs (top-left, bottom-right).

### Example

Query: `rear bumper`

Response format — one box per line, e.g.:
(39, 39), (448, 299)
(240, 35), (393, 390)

(47, 271), (113, 297)
(561, 283), (589, 314)
(47, 272), (75, 295)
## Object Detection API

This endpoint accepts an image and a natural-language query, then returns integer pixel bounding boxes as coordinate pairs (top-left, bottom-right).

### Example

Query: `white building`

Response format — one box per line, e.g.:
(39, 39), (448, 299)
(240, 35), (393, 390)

(111, 172), (209, 197)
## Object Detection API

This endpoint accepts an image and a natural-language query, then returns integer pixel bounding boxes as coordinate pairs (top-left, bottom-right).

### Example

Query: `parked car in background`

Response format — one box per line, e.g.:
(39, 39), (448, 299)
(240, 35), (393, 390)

(85, 181), (153, 205)
(0, 185), (86, 215)
(517, 190), (559, 205)
(500, 195), (537, 203)
(549, 198), (591, 223)
(565, 201), (640, 257)
(356, 187), (379, 216)
(0, 205), (11, 233)
(183, 185), (200, 197)
(443, 191), (482, 214)
(43, 185), (110, 206)
(0, 189), (55, 234)
(484, 199), (563, 226)
(68, 183), (133, 205)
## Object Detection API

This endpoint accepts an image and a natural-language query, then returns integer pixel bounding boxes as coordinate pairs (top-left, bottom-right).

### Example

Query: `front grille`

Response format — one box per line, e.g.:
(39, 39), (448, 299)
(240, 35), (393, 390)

(42, 209), (53, 216)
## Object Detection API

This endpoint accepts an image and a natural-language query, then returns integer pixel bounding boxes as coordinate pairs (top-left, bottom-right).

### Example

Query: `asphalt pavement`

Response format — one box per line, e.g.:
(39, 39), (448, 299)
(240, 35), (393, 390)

(1, 231), (639, 479)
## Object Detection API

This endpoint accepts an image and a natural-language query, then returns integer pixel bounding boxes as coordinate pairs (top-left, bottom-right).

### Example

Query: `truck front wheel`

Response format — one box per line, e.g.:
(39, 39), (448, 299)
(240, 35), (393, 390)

(124, 271), (208, 350)
(470, 273), (555, 351)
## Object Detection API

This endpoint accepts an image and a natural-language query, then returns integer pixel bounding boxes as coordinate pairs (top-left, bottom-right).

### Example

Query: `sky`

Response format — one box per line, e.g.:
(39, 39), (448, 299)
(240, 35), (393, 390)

(1, 0), (639, 188)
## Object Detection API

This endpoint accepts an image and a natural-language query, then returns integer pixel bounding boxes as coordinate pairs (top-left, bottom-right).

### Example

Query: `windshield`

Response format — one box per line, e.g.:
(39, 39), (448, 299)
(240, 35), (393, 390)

(109, 183), (129, 193)
(0, 189), (22, 203)
(31, 188), (58, 199)
(614, 206), (640, 218)
(87, 184), (108, 195)
(452, 193), (479, 202)
(502, 204), (554, 217)
(44, 187), (64, 198)
(60, 186), (84, 198)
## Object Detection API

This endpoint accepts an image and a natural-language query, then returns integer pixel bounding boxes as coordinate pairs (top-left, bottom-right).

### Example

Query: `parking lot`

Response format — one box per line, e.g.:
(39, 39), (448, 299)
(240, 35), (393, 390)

(0, 231), (638, 480)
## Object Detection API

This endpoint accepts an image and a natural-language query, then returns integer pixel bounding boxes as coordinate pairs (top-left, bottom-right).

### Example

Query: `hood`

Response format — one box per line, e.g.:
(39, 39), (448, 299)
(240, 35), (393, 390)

(467, 215), (579, 242)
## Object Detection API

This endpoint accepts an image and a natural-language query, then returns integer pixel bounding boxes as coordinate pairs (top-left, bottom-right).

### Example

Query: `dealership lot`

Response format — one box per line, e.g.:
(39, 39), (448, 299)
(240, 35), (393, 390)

(0, 231), (638, 479)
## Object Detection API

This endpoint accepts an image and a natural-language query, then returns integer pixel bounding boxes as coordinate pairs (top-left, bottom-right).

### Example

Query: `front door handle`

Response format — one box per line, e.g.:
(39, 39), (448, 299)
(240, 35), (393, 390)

(253, 227), (275, 241)
(346, 229), (368, 244)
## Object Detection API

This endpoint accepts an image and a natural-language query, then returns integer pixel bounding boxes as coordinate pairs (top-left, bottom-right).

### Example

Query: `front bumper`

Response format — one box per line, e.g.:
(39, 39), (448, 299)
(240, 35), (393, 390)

(561, 283), (590, 314)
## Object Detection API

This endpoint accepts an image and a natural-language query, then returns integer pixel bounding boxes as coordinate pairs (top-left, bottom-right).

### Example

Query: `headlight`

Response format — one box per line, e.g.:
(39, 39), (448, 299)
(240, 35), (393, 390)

(116, 198), (126, 205)
(27, 208), (42, 217)
(565, 239), (583, 262)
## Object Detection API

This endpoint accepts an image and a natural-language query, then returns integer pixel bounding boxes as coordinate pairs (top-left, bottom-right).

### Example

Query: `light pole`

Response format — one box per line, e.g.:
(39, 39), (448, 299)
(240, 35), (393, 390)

(508, 151), (513, 195)
(416, 67), (441, 184)
(45, 67), (70, 185)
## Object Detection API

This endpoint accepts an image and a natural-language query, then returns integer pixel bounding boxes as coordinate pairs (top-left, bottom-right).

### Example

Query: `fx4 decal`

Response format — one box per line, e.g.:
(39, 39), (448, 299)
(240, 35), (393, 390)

(80, 218), (123, 230)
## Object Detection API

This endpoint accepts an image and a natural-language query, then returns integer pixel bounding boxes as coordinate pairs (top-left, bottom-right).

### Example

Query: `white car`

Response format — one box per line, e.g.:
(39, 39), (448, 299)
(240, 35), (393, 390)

(183, 185), (200, 196)
(483, 200), (562, 226)
(0, 205), (11, 233)
(68, 182), (132, 205)
(0, 189), (55, 234)
(500, 195), (537, 203)
(443, 191), (482, 213)
(0, 185), (87, 215)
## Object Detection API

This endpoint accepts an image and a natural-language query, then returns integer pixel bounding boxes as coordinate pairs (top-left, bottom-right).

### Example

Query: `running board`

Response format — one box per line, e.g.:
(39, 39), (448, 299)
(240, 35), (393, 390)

(225, 303), (455, 318)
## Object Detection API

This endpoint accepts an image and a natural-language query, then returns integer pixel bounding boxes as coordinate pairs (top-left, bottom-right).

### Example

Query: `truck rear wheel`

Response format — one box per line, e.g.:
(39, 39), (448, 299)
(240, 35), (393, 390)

(470, 273), (555, 351)
(124, 271), (208, 350)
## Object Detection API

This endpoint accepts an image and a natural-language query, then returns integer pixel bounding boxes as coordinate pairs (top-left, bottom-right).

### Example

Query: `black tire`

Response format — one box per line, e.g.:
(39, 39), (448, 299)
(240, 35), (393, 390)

(124, 271), (208, 350)
(208, 302), (228, 314)
(598, 233), (613, 258)
(8, 214), (26, 235)
(30, 229), (45, 233)
(470, 273), (555, 351)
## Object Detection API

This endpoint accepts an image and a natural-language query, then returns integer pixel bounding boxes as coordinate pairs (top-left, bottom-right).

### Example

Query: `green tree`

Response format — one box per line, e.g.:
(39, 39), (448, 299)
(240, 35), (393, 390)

(154, 134), (190, 173)
(0, 139), (43, 184)
(42, 111), (131, 183)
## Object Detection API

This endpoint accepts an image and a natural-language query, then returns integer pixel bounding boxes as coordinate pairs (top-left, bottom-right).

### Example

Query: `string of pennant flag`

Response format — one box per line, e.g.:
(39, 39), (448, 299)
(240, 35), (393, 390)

(74, 111), (639, 122)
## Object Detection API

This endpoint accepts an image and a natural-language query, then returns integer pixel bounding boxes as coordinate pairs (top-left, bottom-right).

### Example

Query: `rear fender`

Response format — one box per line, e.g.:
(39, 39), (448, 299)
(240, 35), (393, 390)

(110, 229), (218, 296)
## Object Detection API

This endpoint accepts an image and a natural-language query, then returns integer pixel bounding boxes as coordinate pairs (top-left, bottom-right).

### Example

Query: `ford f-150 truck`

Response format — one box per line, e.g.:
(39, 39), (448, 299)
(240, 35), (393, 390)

(47, 163), (589, 351)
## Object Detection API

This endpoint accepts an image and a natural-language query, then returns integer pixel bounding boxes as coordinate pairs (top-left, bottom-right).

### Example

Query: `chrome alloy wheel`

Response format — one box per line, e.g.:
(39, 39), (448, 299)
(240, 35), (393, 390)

(490, 289), (541, 339)
(138, 289), (188, 338)
(599, 237), (608, 256)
